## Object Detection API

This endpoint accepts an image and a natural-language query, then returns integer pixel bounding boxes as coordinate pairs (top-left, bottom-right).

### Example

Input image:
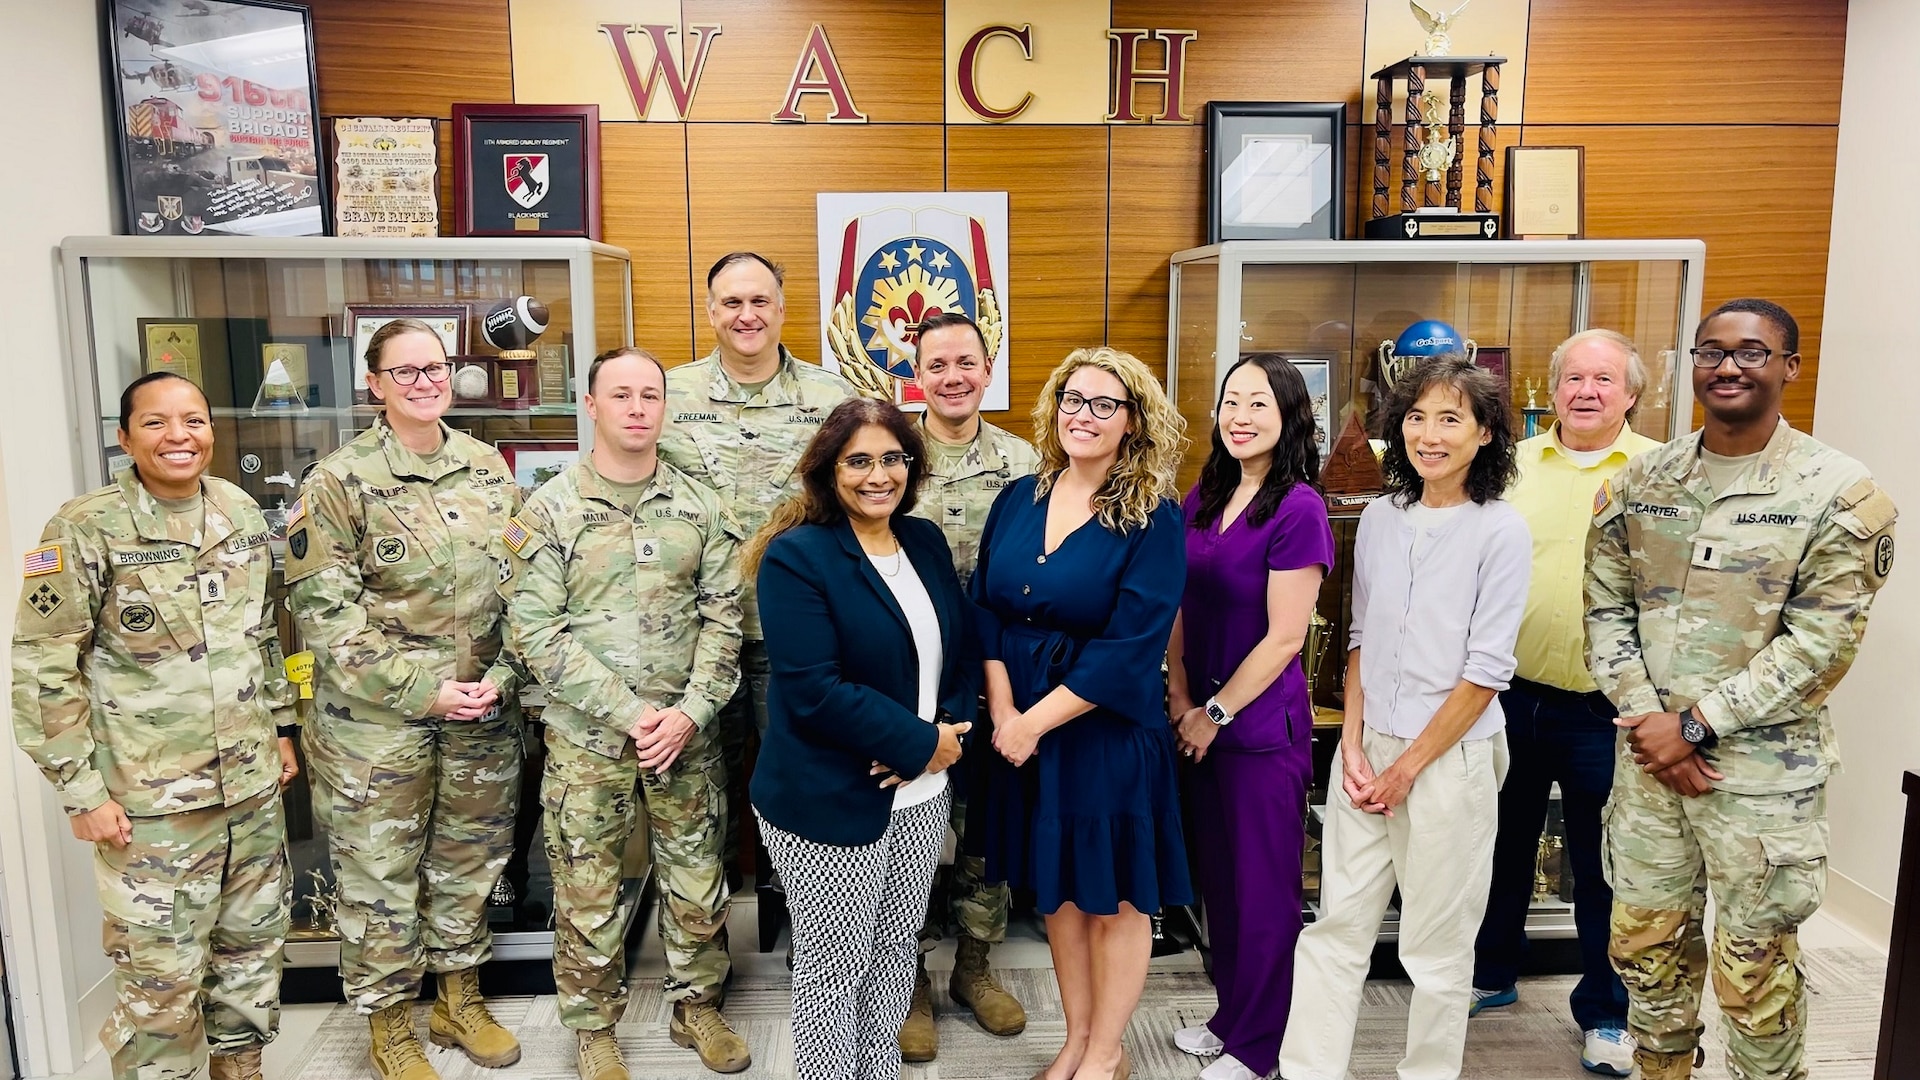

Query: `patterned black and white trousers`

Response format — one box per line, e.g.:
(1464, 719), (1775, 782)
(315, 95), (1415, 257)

(757, 788), (952, 1080)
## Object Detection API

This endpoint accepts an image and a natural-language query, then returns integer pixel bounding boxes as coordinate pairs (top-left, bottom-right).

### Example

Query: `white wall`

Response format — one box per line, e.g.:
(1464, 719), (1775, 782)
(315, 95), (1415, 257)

(0, 1), (119, 1075)
(1812, 0), (1920, 945)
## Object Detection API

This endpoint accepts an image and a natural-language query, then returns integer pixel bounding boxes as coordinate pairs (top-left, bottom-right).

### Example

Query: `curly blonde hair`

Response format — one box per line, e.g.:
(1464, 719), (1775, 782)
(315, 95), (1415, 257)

(1030, 347), (1187, 533)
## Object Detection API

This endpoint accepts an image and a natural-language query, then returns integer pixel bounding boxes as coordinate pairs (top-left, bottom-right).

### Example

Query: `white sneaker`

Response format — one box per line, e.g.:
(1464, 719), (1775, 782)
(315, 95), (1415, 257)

(1198, 1054), (1260, 1080)
(1173, 1024), (1224, 1057)
(1581, 1026), (1634, 1076)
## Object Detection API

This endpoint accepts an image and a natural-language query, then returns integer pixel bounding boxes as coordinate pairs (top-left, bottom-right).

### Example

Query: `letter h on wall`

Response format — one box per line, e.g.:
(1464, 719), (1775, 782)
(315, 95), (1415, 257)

(1107, 28), (1198, 124)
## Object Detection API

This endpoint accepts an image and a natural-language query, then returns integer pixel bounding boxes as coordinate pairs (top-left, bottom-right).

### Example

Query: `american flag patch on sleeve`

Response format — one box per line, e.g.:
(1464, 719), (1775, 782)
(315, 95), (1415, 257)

(23, 545), (62, 577)
(285, 496), (306, 526)
(502, 517), (531, 556)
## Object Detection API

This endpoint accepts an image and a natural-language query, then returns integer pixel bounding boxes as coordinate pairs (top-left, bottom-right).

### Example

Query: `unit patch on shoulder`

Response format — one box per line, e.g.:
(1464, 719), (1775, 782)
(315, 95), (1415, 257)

(22, 545), (61, 577)
(26, 582), (63, 618)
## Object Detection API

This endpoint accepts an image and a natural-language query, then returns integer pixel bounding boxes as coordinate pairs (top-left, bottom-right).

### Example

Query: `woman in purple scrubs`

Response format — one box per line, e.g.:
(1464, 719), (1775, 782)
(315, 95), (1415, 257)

(1165, 353), (1333, 1080)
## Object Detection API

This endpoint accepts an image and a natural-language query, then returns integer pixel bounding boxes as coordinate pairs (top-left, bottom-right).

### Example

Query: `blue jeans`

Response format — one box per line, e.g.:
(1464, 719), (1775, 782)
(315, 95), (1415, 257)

(1472, 677), (1629, 1031)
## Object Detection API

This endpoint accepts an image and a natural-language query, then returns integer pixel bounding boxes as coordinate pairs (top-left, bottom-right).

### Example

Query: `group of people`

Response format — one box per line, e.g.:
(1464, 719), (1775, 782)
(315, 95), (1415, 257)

(9, 246), (1894, 1080)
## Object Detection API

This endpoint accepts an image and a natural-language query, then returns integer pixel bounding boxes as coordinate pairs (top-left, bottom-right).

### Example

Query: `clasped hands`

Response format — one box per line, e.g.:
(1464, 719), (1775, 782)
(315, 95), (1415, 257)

(1617, 710), (1723, 797)
(627, 704), (697, 773)
(1339, 742), (1417, 817)
(430, 678), (501, 722)
(871, 720), (973, 788)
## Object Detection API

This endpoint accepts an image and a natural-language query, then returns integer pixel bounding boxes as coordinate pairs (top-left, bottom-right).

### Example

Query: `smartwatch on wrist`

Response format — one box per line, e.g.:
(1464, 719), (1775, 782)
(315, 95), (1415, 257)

(1204, 697), (1234, 727)
(1679, 707), (1716, 749)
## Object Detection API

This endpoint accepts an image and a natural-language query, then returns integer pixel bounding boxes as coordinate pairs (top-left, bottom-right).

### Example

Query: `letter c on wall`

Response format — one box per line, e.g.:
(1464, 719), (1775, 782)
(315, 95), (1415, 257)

(958, 24), (1035, 123)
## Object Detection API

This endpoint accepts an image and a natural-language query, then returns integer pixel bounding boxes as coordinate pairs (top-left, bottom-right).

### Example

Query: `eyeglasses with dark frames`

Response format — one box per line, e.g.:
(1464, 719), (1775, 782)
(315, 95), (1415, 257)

(1688, 347), (1773, 370)
(1055, 389), (1132, 419)
(379, 363), (452, 385)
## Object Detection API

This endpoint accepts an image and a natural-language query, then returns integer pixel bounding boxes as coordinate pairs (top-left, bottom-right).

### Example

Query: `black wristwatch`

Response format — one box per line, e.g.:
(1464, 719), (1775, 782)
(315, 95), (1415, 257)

(1679, 708), (1716, 749)
(276, 724), (300, 739)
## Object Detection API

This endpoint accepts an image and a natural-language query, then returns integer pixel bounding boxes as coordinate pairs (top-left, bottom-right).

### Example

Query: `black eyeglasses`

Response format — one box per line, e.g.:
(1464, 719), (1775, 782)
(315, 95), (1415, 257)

(1056, 390), (1132, 419)
(379, 363), (451, 385)
(1689, 347), (1772, 370)
(837, 452), (914, 474)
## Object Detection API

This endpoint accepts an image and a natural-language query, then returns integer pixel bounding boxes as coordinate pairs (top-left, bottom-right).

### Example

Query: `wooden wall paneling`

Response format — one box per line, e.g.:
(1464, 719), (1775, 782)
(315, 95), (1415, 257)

(1108, 125), (1204, 378)
(310, 0), (513, 119)
(945, 126), (1111, 422)
(680, 0), (944, 123)
(1524, 124), (1838, 429)
(684, 124), (946, 372)
(600, 124), (695, 363)
(1109, 0), (1368, 116)
(1524, 0), (1846, 125)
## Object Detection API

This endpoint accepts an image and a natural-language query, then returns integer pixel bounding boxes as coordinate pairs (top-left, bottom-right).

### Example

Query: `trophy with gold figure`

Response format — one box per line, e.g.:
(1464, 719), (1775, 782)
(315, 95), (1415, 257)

(1364, 2), (1505, 240)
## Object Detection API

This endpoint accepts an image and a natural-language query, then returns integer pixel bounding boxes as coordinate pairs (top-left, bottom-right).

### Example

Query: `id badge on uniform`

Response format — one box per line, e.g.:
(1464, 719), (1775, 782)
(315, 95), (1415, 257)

(634, 537), (661, 564)
(198, 572), (225, 604)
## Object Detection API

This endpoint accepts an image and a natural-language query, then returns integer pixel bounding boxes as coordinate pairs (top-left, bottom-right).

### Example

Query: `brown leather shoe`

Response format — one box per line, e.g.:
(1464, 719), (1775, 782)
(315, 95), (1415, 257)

(898, 960), (937, 1062)
(207, 1047), (264, 1080)
(429, 967), (522, 1068)
(950, 935), (1027, 1036)
(575, 1027), (630, 1080)
(671, 1000), (751, 1074)
(368, 1002), (439, 1080)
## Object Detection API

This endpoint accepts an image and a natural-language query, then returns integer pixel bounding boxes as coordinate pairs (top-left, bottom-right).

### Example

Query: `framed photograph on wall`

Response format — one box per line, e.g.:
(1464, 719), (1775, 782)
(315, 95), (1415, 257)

(452, 104), (602, 239)
(340, 304), (469, 405)
(1205, 102), (1347, 243)
(106, 0), (327, 236)
(498, 441), (580, 496)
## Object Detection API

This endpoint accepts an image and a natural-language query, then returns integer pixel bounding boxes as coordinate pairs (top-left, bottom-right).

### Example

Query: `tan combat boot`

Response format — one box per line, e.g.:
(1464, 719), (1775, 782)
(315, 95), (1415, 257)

(369, 1001), (439, 1080)
(428, 967), (523, 1067)
(207, 1047), (263, 1080)
(950, 934), (1027, 1036)
(670, 1000), (752, 1073)
(576, 1028), (630, 1080)
(898, 959), (937, 1062)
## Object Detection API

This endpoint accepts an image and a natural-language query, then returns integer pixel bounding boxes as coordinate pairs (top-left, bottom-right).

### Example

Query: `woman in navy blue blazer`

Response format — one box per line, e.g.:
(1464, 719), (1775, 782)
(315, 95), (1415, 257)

(747, 397), (978, 1080)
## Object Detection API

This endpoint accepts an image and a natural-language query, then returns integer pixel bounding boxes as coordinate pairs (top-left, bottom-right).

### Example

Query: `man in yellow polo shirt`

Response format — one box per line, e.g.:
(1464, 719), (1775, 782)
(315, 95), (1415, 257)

(1470, 329), (1661, 1077)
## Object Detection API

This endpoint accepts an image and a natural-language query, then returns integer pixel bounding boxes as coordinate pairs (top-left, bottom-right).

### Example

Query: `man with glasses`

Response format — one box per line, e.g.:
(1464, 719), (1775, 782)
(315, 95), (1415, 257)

(1586, 299), (1896, 1080)
(660, 252), (853, 886)
(895, 312), (1037, 1061)
(504, 347), (748, 1077)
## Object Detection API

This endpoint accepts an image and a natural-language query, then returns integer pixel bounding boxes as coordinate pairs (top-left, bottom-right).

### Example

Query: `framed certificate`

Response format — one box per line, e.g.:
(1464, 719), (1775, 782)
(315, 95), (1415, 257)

(452, 104), (602, 239)
(331, 117), (439, 237)
(340, 304), (469, 404)
(1205, 102), (1347, 242)
(1504, 146), (1585, 239)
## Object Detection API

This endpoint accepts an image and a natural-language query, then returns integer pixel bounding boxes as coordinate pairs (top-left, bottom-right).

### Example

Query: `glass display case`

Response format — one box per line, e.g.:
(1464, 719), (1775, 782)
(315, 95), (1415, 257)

(1169, 239), (1706, 937)
(58, 236), (634, 975)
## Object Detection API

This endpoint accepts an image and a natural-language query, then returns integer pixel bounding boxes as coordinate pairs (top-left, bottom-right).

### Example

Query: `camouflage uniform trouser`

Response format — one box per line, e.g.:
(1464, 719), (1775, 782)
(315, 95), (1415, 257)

(1604, 762), (1829, 1080)
(96, 784), (288, 1080)
(717, 639), (770, 872)
(918, 788), (1009, 950)
(307, 709), (523, 1013)
(543, 725), (731, 1028)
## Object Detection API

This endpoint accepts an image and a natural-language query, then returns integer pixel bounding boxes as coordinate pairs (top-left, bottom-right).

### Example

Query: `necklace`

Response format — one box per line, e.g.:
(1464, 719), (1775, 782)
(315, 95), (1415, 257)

(872, 533), (904, 577)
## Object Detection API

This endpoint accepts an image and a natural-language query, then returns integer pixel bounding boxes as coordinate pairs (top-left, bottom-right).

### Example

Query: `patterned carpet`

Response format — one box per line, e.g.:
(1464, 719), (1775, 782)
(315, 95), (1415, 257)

(283, 946), (1886, 1080)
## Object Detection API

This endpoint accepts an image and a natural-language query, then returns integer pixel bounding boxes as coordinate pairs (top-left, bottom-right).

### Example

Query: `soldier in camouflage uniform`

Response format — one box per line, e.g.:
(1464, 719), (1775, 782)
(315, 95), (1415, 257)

(11, 372), (296, 1080)
(284, 320), (524, 1080)
(1586, 299), (1897, 1080)
(659, 252), (853, 876)
(896, 312), (1036, 1060)
(505, 348), (749, 1078)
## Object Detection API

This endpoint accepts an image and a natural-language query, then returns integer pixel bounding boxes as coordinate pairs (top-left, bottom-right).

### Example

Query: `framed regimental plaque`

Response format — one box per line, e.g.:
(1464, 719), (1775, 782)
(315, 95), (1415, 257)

(138, 318), (232, 403)
(1504, 146), (1585, 239)
(1205, 103), (1347, 242)
(452, 104), (602, 239)
(332, 117), (439, 237)
(341, 305), (469, 404)
(106, 0), (327, 236)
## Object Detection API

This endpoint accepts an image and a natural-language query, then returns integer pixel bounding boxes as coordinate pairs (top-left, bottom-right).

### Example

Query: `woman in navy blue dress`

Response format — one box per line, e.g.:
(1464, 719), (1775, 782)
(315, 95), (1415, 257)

(973, 346), (1190, 1080)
